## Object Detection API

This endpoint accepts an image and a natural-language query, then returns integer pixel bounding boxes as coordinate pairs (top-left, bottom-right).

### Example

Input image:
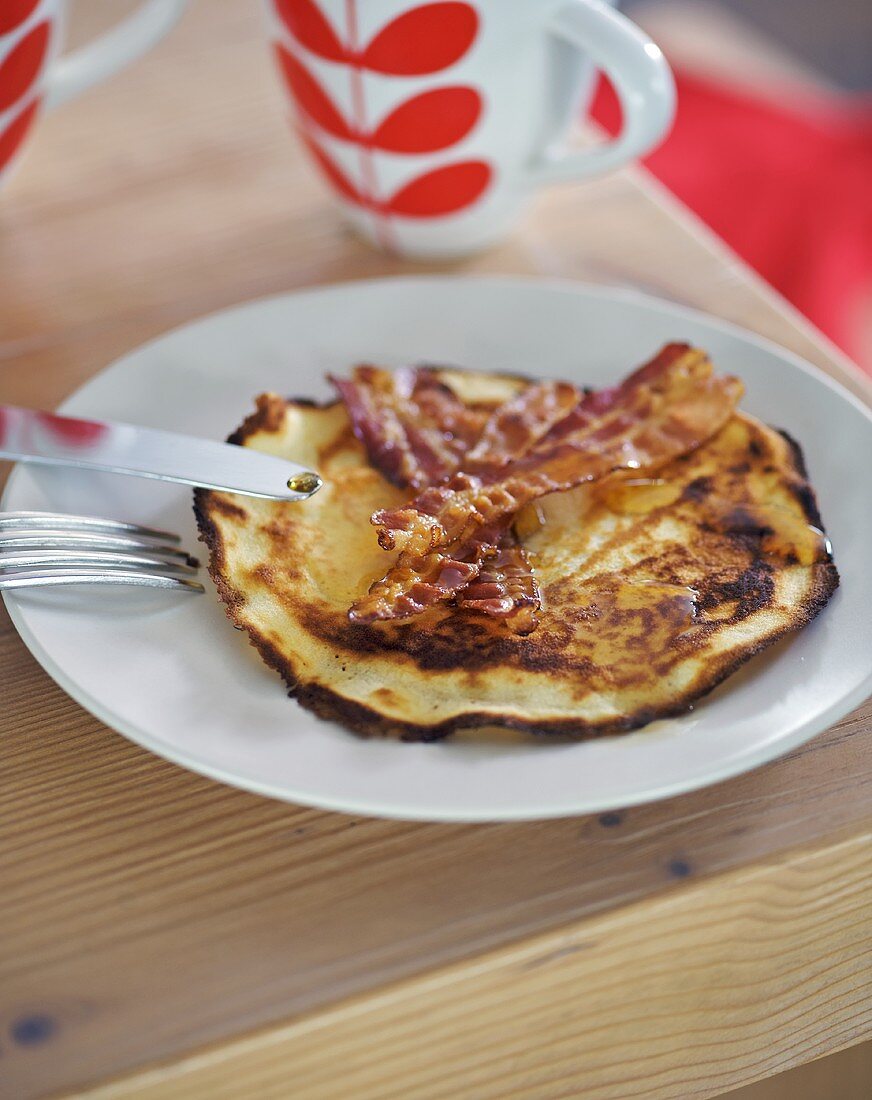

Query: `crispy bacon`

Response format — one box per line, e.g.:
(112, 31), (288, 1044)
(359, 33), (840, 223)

(348, 549), (481, 623)
(329, 365), (487, 491)
(350, 519), (506, 623)
(334, 364), (547, 629)
(455, 536), (541, 635)
(351, 346), (742, 624)
(465, 380), (582, 469)
(350, 522), (541, 632)
(373, 346), (743, 557)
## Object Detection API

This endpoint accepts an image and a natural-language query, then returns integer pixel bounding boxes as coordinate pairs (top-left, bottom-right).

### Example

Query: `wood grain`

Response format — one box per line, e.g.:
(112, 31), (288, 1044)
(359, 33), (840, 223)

(2, 602), (871, 1099)
(0, 2), (870, 1098)
(77, 832), (872, 1099)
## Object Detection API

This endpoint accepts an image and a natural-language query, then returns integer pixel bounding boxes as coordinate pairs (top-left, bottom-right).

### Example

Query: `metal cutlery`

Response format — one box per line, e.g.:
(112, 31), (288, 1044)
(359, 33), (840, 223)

(0, 405), (322, 501)
(0, 511), (204, 593)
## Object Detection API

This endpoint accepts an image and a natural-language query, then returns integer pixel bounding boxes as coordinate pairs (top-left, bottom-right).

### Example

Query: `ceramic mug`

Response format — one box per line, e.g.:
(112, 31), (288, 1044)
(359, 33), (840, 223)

(0, 0), (187, 186)
(266, 0), (675, 257)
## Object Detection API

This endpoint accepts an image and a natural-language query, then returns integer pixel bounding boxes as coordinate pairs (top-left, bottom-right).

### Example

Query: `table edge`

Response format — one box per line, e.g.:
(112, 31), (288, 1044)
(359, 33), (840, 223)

(70, 823), (872, 1100)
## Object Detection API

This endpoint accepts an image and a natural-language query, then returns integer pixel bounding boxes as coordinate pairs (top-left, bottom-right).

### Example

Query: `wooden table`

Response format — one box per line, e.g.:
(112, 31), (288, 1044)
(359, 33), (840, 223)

(2, 3), (870, 1098)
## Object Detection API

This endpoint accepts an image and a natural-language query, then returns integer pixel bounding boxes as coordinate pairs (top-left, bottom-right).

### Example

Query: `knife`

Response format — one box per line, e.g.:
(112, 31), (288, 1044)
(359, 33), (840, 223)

(0, 405), (322, 502)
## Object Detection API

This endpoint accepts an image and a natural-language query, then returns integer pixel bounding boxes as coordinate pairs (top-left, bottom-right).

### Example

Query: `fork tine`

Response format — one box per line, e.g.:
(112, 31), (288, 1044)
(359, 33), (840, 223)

(0, 511), (180, 542)
(0, 549), (199, 574)
(0, 568), (204, 593)
(0, 532), (198, 565)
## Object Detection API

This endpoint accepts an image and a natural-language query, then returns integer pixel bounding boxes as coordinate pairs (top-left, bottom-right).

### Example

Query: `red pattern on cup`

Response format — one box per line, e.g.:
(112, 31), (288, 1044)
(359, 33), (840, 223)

(0, 97), (39, 173)
(303, 131), (491, 218)
(0, 1), (41, 37)
(359, 2), (478, 75)
(275, 0), (347, 63)
(0, 20), (49, 113)
(385, 159), (491, 215)
(275, 0), (477, 73)
(370, 86), (481, 153)
(276, 43), (482, 153)
(275, 44), (353, 141)
(273, 0), (491, 236)
(300, 129), (363, 203)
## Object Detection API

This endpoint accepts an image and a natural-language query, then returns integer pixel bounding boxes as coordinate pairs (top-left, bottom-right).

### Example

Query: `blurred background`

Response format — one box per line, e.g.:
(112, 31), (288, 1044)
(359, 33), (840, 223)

(604, 0), (872, 372)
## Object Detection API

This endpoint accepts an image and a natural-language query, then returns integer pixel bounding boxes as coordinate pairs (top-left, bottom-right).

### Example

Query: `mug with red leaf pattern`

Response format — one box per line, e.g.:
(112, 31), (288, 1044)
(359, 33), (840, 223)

(267, 0), (675, 256)
(0, 0), (186, 186)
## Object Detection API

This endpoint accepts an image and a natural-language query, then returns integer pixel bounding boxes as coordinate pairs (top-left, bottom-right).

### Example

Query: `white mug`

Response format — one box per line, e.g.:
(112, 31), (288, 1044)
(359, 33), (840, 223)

(266, 0), (675, 257)
(0, 0), (187, 187)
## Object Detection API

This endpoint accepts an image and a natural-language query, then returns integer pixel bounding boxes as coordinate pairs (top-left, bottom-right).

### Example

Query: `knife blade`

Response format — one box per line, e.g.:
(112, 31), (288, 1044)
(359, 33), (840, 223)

(0, 405), (322, 501)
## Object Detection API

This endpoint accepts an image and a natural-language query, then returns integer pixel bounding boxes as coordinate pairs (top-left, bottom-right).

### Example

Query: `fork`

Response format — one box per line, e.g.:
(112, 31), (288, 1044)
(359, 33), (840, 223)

(0, 511), (204, 593)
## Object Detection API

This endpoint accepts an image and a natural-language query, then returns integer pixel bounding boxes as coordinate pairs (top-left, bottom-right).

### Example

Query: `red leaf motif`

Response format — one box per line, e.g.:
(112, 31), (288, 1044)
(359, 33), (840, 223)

(0, 97), (38, 173)
(362, 2), (478, 75)
(386, 160), (491, 217)
(371, 86), (481, 154)
(35, 412), (106, 446)
(300, 131), (364, 205)
(0, 0), (40, 35)
(0, 21), (49, 113)
(274, 44), (352, 141)
(274, 0), (347, 63)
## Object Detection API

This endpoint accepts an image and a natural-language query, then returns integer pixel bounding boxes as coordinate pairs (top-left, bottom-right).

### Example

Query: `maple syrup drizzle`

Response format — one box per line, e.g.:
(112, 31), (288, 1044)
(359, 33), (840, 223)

(537, 489), (831, 701)
(597, 478), (832, 566)
(446, 578), (700, 744)
(707, 500), (832, 565)
(513, 501), (547, 539)
(598, 478), (681, 514)
(577, 581), (700, 688)
(456, 468), (832, 742)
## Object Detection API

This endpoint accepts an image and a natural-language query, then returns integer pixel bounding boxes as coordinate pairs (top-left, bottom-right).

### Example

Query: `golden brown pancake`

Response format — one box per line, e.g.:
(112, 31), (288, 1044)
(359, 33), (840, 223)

(194, 370), (838, 740)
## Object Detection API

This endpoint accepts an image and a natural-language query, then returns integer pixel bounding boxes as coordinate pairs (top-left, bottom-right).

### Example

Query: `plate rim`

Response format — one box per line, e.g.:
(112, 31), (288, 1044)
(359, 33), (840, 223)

(4, 275), (872, 821)
(39, 273), (872, 425)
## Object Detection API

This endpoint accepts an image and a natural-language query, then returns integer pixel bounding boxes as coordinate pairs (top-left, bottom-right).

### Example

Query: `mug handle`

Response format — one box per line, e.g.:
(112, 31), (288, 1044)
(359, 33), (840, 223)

(45, 0), (187, 110)
(527, 0), (676, 185)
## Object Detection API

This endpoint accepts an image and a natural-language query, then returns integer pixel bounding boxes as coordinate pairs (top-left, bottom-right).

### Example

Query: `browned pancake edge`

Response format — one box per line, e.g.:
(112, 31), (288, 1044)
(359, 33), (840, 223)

(194, 392), (839, 741)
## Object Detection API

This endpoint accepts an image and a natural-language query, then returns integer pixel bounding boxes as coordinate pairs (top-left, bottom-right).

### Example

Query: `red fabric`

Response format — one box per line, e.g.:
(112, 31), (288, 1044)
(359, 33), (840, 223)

(592, 69), (872, 371)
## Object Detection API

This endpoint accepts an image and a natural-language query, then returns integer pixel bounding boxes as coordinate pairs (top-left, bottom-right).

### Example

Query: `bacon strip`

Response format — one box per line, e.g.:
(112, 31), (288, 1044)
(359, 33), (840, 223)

(351, 346), (742, 624)
(351, 524), (544, 633)
(348, 549), (481, 622)
(329, 365), (487, 491)
(445, 379), (576, 632)
(349, 519), (508, 625)
(373, 346), (742, 556)
(335, 365), (551, 631)
(465, 380), (582, 469)
(455, 536), (541, 635)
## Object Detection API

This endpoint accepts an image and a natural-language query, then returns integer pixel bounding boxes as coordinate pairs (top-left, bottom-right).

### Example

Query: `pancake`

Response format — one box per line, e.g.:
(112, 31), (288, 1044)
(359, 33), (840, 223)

(194, 369), (838, 740)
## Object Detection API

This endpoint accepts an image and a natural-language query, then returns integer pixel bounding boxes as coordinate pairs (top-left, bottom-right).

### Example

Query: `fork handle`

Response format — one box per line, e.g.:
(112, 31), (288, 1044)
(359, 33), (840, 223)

(0, 569), (204, 592)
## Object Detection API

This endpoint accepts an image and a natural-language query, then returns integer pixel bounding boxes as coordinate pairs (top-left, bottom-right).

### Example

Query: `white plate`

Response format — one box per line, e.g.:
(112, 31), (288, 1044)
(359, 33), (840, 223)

(4, 278), (872, 821)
